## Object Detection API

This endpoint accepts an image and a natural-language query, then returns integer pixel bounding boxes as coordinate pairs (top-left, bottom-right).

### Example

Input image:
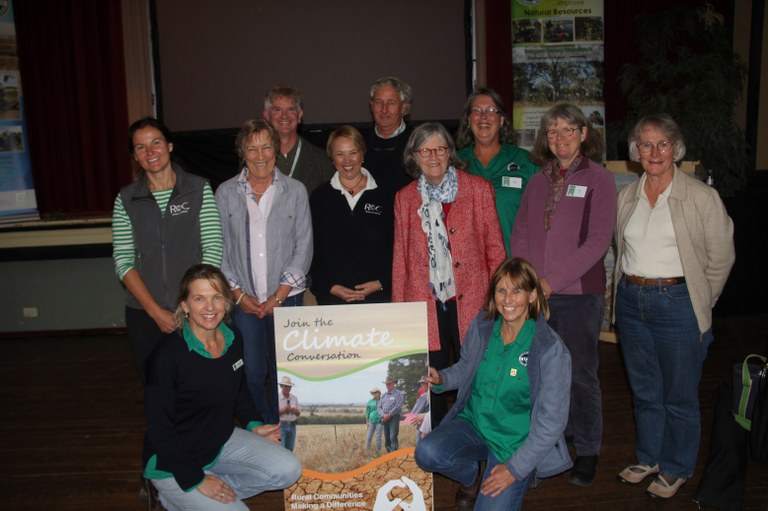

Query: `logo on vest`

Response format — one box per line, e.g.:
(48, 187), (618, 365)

(169, 202), (191, 216)
(364, 203), (383, 215)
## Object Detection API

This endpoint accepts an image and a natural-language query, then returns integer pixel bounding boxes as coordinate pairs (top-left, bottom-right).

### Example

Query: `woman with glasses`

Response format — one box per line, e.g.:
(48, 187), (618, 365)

(510, 103), (616, 488)
(392, 122), (505, 429)
(456, 88), (539, 255)
(613, 114), (734, 499)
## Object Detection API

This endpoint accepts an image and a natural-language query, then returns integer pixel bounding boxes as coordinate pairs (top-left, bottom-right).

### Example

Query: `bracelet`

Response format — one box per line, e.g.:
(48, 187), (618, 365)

(273, 294), (284, 306)
(235, 292), (245, 305)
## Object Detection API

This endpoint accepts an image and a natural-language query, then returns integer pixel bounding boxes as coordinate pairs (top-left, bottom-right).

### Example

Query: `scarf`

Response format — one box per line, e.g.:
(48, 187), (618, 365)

(417, 166), (459, 303)
(542, 155), (582, 231)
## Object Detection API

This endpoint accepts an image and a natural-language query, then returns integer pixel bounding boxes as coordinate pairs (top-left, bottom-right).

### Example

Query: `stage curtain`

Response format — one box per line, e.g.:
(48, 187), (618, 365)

(13, 0), (132, 215)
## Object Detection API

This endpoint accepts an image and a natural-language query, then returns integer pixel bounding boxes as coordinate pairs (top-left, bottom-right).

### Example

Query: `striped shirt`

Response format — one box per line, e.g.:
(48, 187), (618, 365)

(112, 182), (223, 280)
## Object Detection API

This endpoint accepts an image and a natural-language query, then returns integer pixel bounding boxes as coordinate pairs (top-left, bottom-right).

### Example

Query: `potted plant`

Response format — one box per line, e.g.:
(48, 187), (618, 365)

(614, 2), (747, 196)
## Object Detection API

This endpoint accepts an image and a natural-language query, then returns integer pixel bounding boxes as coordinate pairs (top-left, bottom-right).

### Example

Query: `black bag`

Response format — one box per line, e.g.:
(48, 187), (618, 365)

(748, 362), (768, 463)
(693, 383), (749, 510)
(732, 354), (767, 431)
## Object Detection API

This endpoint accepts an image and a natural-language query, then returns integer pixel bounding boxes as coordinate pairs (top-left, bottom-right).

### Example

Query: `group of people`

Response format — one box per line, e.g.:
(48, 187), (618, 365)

(113, 74), (735, 510)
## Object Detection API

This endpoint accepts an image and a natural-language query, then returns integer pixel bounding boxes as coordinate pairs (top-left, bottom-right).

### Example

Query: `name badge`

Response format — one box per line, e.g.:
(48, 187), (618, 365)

(566, 184), (587, 198)
(502, 176), (523, 189)
(232, 359), (244, 371)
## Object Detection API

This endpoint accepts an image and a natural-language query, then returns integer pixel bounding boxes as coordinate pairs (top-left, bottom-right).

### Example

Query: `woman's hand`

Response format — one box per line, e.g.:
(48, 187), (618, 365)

(330, 284), (366, 303)
(197, 474), (237, 504)
(424, 367), (442, 386)
(253, 423), (281, 444)
(480, 464), (516, 497)
(354, 280), (382, 298)
(151, 308), (178, 334)
(238, 294), (262, 315)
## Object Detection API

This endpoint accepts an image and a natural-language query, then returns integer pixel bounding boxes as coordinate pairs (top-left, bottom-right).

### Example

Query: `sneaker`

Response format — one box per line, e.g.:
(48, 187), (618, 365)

(646, 474), (686, 499)
(617, 463), (660, 485)
(568, 455), (598, 487)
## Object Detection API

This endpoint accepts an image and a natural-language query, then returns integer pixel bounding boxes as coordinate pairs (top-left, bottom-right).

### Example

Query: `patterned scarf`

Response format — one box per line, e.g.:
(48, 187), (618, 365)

(417, 166), (459, 303)
(542, 155), (582, 231)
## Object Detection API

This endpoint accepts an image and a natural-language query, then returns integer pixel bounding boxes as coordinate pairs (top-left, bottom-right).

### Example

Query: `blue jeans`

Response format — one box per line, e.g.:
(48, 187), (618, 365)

(233, 293), (303, 424)
(280, 422), (297, 451)
(547, 293), (605, 456)
(615, 278), (712, 478)
(152, 427), (302, 511)
(382, 414), (401, 452)
(415, 418), (534, 511)
(366, 422), (383, 451)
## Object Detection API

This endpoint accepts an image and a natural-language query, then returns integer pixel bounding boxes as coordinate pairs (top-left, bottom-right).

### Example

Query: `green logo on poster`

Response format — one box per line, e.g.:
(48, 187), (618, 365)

(516, 0), (543, 5)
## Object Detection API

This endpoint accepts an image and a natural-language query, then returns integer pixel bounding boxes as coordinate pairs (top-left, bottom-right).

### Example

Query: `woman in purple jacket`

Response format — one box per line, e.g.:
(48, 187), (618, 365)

(510, 103), (616, 488)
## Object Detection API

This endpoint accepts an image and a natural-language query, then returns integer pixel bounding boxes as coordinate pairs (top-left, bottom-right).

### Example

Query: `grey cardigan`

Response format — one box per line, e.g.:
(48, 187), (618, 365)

(614, 167), (735, 334)
(215, 169), (312, 296)
(437, 312), (573, 480)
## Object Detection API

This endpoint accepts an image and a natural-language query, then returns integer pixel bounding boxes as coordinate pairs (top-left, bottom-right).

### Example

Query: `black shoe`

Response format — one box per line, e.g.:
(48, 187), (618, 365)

(569, 455), (598, 487)
(141, 477), (161, 511)
(455, 460), (486, 508)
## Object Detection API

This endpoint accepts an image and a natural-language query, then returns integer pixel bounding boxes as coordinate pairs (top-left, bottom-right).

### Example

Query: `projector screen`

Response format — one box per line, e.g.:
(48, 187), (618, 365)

(154, 0), (470, 131)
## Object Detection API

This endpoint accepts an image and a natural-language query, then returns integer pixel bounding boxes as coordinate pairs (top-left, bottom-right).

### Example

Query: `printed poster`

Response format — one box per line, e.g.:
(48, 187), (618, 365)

(274, 302), (432, 511)
(0, 0), (38, 222)
(510, 0), (605, 152)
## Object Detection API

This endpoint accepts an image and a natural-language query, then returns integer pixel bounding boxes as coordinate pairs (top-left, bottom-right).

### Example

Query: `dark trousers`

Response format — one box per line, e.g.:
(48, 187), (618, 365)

(548, 293), (605, 456)
(125, 306), (176, 382)
(430, 300), (461, 428)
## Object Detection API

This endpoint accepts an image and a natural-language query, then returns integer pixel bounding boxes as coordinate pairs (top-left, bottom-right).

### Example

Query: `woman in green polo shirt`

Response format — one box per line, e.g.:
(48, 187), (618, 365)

(456, 88), (538, 255)
(415, 258), (572, 510)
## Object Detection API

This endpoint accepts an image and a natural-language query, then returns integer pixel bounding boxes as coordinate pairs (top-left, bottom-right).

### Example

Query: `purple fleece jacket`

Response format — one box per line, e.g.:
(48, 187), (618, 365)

(510, 157), (616, 295)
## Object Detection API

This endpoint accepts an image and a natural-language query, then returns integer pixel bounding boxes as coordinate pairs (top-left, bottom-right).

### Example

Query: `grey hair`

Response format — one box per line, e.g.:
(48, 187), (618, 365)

(627, 113), (687, 162)
(263, 83), (303, 112)
(368, 76), (413, 115)
(403, 122), (464, 178)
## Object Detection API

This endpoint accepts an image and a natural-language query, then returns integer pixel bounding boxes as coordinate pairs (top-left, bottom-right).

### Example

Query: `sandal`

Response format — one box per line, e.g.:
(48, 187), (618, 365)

(646, 474), (686, 499)
(617, 463), (659, 484)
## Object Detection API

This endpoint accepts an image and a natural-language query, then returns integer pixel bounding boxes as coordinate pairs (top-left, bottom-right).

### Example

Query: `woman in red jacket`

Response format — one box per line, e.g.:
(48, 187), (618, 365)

(392, 122), (505, 426)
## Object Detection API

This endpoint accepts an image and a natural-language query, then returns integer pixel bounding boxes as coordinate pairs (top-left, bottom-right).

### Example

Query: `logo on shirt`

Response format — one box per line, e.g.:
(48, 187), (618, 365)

(506, 162), (520, 172)
(169, 201), (191, 215)
(232, 359), (243, 371)
(519, 352), (529, 367)
(364, 203), (383, 215)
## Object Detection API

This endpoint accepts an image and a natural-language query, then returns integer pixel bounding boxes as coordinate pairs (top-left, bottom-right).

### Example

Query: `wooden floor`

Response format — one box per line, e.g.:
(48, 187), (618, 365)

(1, 313), (766, 511)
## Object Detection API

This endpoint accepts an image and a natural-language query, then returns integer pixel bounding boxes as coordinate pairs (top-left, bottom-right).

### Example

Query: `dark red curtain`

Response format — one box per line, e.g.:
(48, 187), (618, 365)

(13, 0), (132, 215)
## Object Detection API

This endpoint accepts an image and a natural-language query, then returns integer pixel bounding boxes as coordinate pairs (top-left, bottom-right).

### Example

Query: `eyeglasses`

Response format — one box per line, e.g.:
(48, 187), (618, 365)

(470, 106), (500, 118)
(637, 141), (673, 154)
(415, 146), (449, 159)
(545, 127), (580, 139)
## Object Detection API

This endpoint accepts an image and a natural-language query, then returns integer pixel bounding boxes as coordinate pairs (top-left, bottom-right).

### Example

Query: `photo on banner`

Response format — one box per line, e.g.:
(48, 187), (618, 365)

(0, 0), (38, 222)
(510, 0), (605, 154)
(274, 302), (432, 511)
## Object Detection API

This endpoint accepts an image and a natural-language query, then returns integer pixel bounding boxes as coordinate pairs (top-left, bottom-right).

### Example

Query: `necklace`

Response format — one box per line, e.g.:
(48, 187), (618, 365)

(340, 173), (365, 194)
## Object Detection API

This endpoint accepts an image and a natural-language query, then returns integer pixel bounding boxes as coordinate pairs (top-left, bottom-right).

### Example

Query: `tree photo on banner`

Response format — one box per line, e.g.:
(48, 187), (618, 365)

(510, 0), (605, 153)
(274, 302), (432, 511)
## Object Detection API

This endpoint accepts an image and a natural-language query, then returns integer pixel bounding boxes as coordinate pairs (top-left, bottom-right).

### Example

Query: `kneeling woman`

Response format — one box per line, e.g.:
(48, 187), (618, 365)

(415, 258), (572, 510)
(143, 264), (301, 510)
